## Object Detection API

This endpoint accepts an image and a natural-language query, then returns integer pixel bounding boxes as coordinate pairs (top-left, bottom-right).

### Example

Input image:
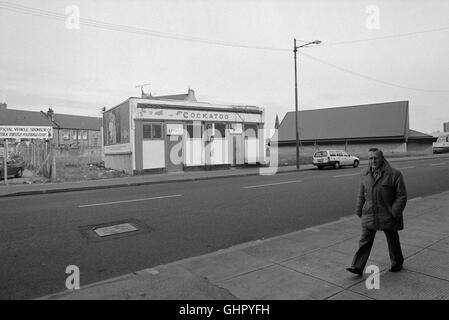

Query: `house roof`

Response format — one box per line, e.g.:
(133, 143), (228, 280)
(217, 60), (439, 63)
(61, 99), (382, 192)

(277, 101), (410, 142)
(52, 113), (101, 130)
(0, 108), (54, 126)
(0, 108), (101, 130)
(408, 129), (436, 140)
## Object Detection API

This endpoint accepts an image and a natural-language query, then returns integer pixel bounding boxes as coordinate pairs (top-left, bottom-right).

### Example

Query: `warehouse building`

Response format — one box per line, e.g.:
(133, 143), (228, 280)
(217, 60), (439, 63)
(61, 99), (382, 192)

(276, 101), (436, 162)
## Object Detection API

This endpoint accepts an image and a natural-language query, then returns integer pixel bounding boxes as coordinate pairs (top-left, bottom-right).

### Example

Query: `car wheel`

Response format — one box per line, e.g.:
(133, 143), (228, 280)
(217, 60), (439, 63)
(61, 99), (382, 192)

(334, 162), (340, 169)
(353, 160), (359, 168)
(15, 169), (23, 178)
(317, 166), (323, 170)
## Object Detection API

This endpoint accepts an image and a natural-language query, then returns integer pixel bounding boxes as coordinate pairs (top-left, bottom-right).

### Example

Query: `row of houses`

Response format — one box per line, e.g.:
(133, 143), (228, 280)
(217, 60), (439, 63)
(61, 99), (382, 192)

(0, 103), (101, 148)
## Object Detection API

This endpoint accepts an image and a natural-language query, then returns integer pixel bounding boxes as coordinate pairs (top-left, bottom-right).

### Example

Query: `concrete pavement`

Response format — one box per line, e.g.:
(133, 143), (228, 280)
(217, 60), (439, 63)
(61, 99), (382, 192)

(40, 189), (449, 300)
(2, 153), (449, 198)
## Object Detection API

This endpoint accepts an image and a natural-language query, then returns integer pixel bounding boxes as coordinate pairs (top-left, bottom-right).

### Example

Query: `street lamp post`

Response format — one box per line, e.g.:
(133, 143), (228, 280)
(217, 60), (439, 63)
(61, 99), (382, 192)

(293, 39), (321, 169)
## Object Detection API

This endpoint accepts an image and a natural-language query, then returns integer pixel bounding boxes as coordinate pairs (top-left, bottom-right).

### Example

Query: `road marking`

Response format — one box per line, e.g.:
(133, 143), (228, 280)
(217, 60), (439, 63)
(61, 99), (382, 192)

(78, 194), (182, 208)
(430, 162), (446, 166)
(333, 173), (360, 178)
(396, 166), (415, 170)
(243, 180), (303, 189)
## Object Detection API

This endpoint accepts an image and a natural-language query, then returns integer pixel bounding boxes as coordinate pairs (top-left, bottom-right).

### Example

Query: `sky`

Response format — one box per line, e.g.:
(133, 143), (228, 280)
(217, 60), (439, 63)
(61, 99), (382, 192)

(0, 0), (448, 134)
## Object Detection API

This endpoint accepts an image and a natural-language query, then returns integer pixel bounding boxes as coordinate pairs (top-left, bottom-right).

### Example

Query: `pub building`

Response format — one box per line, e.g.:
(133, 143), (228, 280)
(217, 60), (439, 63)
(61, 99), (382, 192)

(103, 89), (266, 174)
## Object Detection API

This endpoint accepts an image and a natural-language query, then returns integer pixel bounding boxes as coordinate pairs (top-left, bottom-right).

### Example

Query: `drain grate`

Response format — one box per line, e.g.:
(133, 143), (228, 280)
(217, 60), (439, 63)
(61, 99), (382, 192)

(79, 219), (151, 242)
(94, 223), (138, 237)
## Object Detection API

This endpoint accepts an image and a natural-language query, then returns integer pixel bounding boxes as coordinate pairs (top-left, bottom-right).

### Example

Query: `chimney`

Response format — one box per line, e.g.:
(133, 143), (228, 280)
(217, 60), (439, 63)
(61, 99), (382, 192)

(0, 102), (6, 110)
(186, 88), (197, 102)
(46, 107), (55, 122)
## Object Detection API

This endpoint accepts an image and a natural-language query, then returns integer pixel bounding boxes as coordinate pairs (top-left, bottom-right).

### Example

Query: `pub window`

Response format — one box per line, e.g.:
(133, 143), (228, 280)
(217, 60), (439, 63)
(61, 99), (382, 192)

(152, 123), (162, 139)
(143, 123), (163, 140)
(214, 123), (226, 138)
(62, 130), (70, 140)
(143, 124), (152, 139)
(186, 123), (203, 139)
(81, 131), (88, 140)
(244, 124), (258, 138)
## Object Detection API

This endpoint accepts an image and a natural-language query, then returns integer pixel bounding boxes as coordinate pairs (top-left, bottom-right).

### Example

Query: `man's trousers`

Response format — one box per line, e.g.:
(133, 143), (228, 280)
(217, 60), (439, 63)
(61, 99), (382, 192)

(351, 227), (404, 270)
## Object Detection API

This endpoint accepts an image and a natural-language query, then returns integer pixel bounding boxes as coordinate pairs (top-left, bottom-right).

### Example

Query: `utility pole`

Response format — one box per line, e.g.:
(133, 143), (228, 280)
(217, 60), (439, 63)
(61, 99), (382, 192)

(294, 39), (300, 169)
(293, 38), (321, 170)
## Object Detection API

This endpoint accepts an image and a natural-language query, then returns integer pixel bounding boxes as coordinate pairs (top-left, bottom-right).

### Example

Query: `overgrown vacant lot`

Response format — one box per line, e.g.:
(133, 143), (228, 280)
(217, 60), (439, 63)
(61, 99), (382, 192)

(50, 154), (130, 182)
(53, 162), (130, 182)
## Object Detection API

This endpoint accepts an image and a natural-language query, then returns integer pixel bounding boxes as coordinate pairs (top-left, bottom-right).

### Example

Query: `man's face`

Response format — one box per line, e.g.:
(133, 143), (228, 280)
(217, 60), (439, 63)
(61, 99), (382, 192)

(369, 151), (384, 170)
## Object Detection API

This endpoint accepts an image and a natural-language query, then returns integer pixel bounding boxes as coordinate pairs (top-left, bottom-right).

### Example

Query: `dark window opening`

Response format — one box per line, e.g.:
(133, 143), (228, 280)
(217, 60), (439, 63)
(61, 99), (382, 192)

(152, 124), (162, 139)
(143, 123), (163, 140)
(143, 124), (152, 139)
(244, 124), (258, 138)
(186, 123), (203, 139)
(214, 123), (226, 138)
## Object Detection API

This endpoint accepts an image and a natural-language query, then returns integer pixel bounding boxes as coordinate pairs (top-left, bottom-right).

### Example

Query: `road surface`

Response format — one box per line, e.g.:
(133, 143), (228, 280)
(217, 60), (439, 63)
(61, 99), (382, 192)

(0, 157), (448, 299)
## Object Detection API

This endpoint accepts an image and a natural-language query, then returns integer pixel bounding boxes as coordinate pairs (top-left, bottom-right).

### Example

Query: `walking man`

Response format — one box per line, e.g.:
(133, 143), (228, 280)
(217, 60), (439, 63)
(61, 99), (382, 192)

(347, 148), (407, 275)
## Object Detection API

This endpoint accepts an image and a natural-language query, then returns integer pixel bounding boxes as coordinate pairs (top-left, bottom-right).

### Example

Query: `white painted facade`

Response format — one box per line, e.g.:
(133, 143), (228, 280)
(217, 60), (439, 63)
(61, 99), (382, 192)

(103, 97), (265, 174)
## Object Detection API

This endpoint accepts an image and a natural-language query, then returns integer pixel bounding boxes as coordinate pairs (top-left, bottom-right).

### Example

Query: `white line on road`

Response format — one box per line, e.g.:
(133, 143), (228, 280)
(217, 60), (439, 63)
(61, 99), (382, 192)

(429, 162), (447, 166)
(78, 194), (183, 208)
(243, 180), (303, 189)
(396, 166), (415, 170)
(333, 173), (360, 178)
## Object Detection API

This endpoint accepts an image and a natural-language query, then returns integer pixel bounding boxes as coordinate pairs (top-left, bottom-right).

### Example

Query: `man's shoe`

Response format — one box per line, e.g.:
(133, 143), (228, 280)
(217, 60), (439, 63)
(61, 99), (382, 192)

(389, 265), (403, 272)
(346, 267), (363, 275)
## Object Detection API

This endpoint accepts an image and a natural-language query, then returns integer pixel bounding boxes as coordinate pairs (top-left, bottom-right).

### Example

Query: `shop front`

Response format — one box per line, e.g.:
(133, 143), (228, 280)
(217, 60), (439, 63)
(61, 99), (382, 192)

(103, 97), (265, 174)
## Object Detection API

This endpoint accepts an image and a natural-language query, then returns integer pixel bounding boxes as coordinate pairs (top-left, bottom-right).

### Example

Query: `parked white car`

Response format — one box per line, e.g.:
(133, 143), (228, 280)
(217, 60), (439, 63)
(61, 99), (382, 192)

(312, 150), (360, 169)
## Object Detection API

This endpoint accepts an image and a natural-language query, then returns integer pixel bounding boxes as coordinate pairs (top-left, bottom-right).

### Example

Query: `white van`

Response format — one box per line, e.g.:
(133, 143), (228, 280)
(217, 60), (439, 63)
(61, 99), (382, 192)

(312, 150), (360, 169)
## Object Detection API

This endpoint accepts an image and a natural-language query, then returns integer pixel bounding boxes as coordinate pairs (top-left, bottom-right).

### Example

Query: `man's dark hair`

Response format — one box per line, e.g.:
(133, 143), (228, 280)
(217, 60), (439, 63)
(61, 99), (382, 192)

(368, 148), (384, 158)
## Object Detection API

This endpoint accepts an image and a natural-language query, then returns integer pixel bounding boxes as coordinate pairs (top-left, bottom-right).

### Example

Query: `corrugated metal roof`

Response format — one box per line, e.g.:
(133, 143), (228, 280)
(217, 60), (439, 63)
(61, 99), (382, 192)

(278, 101), (409, 142)
(52, 113), (101, 130)
(0, 108), (54, 126)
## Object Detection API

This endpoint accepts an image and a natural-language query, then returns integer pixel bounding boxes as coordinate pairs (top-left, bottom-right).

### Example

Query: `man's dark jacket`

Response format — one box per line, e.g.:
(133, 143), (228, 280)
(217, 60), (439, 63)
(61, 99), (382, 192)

(355, 160), (407, 231)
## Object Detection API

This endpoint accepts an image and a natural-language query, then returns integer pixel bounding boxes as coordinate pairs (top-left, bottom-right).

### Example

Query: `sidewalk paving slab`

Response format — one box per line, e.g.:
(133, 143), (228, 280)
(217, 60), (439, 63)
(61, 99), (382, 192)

(327, 237), (423, 266)
(350, 269), (449, 300)
(215, 265), (342, 300)
(41, 264), (238, 300)
(326, 290), (374, 300)
(180, 250), (272, 284)
(280, 248), (386, 288)
(405, 248), (449, 281)
(281, 227), (356, 249)
(428, 238), (449, 254)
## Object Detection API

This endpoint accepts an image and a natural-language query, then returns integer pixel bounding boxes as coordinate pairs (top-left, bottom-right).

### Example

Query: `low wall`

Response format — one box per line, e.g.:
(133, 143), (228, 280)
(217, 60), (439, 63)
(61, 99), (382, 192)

(104, 154), (133, 174)
(407, 142), (433, 155)
(275, 141), (427, 165)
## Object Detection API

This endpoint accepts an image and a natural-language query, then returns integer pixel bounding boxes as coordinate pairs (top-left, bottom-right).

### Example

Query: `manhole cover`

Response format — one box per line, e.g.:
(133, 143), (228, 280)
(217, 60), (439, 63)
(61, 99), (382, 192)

(79, 219), (151, 242)
(94, 223), (138, 237)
